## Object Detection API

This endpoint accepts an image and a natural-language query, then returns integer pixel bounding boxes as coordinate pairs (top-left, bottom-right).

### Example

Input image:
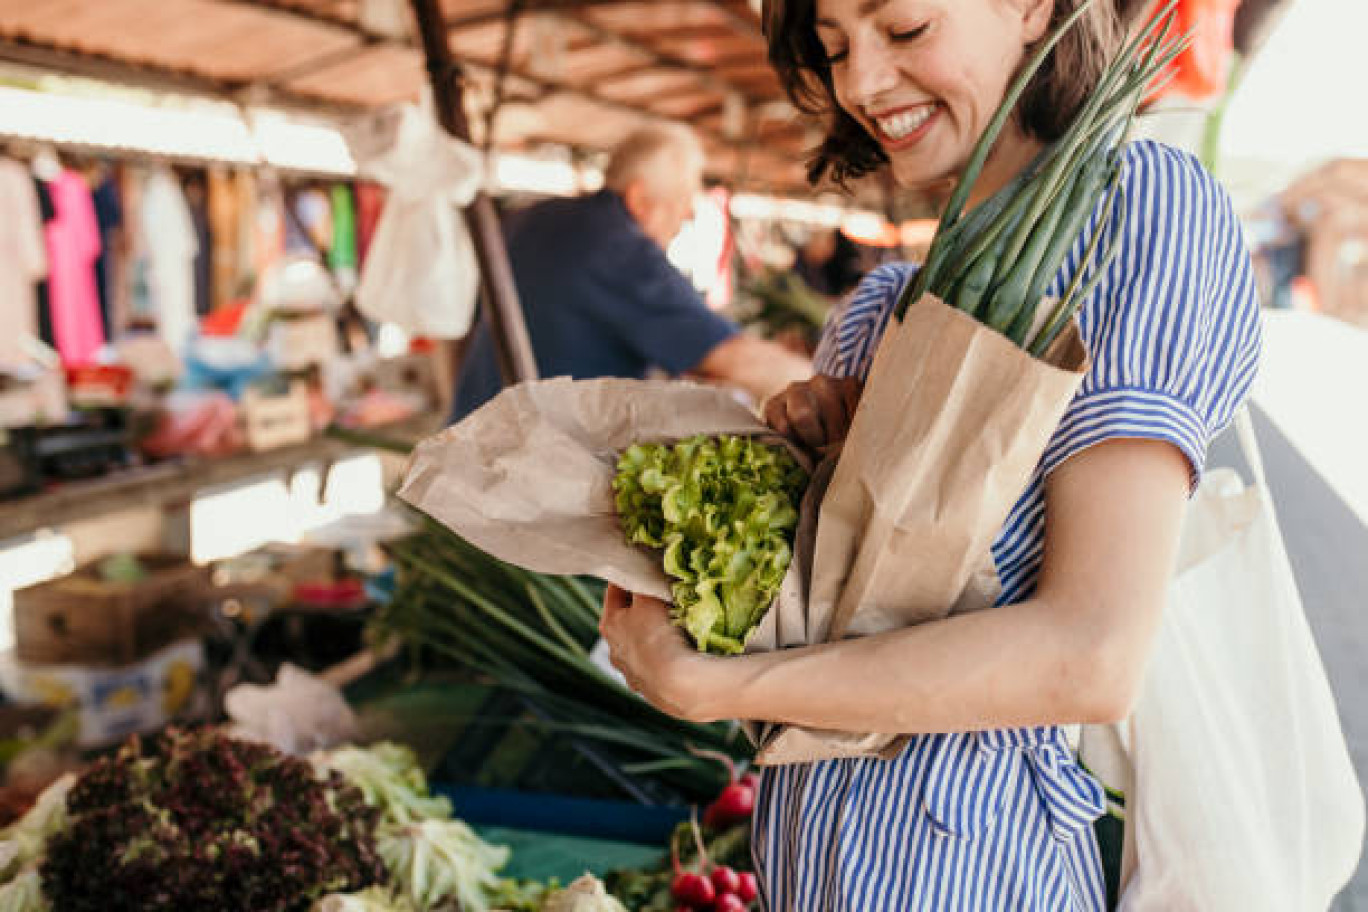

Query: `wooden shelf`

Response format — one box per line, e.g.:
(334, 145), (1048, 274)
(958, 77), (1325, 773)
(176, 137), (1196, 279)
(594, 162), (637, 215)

(0, 416), (438, 543)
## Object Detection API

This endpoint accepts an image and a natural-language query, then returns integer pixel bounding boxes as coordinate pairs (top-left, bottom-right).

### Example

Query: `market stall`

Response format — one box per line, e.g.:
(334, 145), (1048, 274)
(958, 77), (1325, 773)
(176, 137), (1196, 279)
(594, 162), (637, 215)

(1, 0), (1364, 910)
(0, 1), (859, 908)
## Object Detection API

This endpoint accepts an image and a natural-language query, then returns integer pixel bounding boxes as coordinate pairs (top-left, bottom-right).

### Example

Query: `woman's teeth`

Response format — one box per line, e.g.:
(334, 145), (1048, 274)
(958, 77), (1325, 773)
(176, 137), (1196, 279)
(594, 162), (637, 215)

(877, 106), (934, 140)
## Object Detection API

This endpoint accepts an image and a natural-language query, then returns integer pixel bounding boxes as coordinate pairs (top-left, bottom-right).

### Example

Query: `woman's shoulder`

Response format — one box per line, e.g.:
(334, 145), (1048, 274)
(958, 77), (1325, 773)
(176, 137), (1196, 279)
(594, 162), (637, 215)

(1116, 139), (1243, 241)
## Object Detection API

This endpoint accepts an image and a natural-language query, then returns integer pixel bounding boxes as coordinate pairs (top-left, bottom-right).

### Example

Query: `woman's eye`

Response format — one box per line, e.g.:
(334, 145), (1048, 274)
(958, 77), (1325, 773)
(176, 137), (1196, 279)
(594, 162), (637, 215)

(824, 46), (849, 65)
(890, 23), (929, 43)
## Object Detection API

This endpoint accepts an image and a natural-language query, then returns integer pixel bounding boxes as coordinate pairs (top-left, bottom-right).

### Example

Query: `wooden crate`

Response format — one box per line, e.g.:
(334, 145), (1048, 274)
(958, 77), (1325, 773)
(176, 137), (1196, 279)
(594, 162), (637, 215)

(242, 381), (311, 452)
(14, 554), (209, 666)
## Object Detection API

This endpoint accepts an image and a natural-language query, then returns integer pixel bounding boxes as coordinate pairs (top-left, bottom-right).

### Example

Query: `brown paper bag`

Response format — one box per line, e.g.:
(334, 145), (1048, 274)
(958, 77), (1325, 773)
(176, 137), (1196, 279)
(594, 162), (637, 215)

(748, 293), (1087, 765)
(398, 376), (802, 607)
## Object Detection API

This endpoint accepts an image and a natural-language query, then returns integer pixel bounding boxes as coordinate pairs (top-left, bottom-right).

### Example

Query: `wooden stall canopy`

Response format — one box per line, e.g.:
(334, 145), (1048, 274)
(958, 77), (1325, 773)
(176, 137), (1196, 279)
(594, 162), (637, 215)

(0, 0), (818, 193)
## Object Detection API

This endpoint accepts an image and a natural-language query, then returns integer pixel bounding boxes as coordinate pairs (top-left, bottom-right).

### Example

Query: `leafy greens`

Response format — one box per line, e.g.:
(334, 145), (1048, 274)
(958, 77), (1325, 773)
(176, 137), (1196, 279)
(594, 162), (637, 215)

(614, 435), (806, 654)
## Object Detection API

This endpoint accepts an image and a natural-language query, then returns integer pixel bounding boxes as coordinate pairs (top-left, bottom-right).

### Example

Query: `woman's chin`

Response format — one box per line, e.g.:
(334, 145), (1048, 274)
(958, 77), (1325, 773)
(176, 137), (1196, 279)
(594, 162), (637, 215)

(889, 151), (961, 193)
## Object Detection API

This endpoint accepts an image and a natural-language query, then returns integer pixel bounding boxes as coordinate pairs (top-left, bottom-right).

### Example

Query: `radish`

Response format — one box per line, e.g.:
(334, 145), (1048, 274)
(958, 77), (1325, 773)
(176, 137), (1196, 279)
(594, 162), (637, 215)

(704, 779), (756, 828)
(691, 748), (757, 828)
(711, 865), (742, 896)
(671, 872), (715, 907)
(714, 893), (747, 912)
(671, 810), (717, 908)
(736, 871), (759, 902)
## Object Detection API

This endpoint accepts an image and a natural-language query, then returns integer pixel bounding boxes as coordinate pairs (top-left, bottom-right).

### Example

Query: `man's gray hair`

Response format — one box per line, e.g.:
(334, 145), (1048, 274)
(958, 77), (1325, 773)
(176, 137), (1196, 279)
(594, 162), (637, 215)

(603, 123), (705, 197)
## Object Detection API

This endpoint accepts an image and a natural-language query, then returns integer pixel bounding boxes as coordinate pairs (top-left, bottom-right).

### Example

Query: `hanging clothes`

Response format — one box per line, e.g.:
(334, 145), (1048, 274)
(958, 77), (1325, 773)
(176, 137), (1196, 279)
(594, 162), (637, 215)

(184, 172), (213, 316)
(44, 169), (105, 367)
(208, 167), (241, 309)
(0, 158), (49, 365)
(254, 174), (286, 282)
(91, 168), (124, 338)
(355, 181), (386, 265)
(235, 169), (261, 296)
(328, 184), (357, 272)
(32, 176), (57, 348)
(286, 187), (331, 255)
(139, 167), (199, 354)
(329, 183), (358, 295)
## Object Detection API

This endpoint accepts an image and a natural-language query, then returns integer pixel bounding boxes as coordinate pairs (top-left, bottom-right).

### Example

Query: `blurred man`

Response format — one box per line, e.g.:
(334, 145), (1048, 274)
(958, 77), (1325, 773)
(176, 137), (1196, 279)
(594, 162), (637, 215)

(450, 124), (810, 421)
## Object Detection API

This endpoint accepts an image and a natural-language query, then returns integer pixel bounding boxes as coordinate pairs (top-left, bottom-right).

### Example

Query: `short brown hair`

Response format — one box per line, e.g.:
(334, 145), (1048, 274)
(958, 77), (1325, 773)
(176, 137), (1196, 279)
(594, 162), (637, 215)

(763, 0), (1123, 186)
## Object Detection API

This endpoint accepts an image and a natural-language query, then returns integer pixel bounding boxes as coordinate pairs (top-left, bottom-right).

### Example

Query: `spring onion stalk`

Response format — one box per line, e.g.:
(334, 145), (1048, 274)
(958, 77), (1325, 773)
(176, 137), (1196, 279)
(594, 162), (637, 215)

(375, 516), (750, 803)
(896, 0), (1190, 349)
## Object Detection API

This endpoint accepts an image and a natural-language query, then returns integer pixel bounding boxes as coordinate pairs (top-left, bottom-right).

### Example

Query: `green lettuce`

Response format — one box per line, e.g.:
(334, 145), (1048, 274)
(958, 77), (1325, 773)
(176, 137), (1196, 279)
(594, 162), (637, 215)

(614, 435), (806, 654)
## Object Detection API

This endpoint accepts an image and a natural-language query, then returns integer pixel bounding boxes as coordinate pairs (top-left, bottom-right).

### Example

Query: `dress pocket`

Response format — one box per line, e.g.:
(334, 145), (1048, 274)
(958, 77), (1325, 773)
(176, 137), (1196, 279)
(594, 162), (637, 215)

(922, 733), (1014, 838)
(923, 728), (1107, 842)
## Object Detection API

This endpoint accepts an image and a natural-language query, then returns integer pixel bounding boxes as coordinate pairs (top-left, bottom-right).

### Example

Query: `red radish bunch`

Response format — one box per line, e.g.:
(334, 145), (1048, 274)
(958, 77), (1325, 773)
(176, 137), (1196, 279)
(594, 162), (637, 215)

(693, 749), (758, 830)
(670, 810), (760, 910)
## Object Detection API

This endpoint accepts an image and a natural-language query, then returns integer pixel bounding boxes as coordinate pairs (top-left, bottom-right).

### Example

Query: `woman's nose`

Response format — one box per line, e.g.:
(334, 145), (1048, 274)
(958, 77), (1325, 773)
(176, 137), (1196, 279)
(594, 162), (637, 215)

(845, 38), (901, 109)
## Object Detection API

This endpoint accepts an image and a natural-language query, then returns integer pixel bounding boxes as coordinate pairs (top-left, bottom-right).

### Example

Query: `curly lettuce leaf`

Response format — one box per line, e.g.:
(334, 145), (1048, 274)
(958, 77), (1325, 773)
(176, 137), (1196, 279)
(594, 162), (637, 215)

(614, 435), (806, 654)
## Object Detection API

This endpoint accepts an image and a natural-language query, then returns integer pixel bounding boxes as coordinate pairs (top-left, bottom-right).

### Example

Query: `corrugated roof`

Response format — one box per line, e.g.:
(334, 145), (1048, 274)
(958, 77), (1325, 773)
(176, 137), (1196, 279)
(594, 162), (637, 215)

(0, 0), (821, 191)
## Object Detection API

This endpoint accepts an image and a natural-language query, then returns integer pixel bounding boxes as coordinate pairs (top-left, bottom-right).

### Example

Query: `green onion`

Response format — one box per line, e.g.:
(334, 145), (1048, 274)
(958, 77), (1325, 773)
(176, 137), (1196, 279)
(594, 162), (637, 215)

(896, 0), (1189, 348)
(374, 515), (750, 804)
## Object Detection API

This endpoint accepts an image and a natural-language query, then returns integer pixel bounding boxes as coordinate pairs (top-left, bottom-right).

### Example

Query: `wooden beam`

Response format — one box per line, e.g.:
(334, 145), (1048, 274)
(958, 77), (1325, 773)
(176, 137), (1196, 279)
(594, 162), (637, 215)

(410, 0), (540, 386)
(0, 35), (359, 119)
(561, 8), (768, 108)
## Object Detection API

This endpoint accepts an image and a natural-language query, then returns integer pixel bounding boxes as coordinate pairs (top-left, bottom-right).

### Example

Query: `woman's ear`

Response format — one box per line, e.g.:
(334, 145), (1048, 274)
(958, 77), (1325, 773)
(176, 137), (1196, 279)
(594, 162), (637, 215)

(1021, 0), (1055, 43)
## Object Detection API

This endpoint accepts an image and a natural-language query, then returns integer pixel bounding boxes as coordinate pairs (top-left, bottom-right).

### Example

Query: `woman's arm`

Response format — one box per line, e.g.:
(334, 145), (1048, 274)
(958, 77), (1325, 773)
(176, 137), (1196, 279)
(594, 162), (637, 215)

(600, 436), (1190, 732)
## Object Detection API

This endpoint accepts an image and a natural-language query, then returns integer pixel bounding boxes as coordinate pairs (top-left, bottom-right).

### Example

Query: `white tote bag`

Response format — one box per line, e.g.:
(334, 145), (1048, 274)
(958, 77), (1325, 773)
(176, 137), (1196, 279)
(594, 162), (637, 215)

(1083, 411), (1365, 910)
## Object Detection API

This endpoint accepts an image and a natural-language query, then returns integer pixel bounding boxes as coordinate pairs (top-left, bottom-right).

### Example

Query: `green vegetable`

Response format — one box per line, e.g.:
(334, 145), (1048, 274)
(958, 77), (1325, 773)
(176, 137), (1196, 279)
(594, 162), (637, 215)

(737, 271), (831, 347)
(376, 818), (509, 912)
(315, 888), (417, 912)
(316, 742), (514, 912)
(0, 867), (47, 912)
(313, 743), (452, 827)
(899, 0), (1190, 353)
(0, 774), (72, 881)
(614, 435), (806, 654)
(377, 519), (753, 804)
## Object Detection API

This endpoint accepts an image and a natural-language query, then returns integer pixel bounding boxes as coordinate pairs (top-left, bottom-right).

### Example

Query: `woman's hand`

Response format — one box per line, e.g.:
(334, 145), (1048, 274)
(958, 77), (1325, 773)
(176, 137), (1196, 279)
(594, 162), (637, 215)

(599, 584), (734, 723)
(762, 374), (862, 457)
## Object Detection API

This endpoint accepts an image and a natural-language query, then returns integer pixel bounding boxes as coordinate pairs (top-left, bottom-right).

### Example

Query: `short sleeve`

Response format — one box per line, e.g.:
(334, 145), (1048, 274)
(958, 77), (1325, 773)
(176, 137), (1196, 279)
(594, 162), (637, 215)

(812, 263), (915, 379)
(1040, 141), (1263, 490)
(594, 234), (737, 375)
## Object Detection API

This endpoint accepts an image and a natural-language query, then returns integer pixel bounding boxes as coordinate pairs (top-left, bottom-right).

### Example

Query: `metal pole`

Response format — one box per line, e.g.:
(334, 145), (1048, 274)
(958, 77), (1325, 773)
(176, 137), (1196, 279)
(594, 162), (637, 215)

(409, 0), (539, 386)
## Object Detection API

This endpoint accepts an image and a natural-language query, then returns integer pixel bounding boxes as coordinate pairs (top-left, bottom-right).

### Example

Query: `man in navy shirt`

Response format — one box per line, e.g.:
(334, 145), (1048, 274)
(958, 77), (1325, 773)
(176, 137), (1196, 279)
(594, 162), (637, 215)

(450, 124), (811, 421)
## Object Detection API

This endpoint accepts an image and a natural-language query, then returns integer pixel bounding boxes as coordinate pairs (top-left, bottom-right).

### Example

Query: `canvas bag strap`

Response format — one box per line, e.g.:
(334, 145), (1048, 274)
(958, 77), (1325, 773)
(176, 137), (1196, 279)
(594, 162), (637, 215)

(1233, 408), (1268, 490)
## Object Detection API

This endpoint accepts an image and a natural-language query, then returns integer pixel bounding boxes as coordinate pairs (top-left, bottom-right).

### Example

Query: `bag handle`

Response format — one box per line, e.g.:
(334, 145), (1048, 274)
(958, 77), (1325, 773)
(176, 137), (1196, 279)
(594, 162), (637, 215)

(1233, 408), (1267, 490)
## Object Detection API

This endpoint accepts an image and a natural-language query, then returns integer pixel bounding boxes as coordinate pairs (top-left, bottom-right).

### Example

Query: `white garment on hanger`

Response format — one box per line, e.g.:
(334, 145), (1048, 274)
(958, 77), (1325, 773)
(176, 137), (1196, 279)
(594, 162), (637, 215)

(0, 157), (49, 366)
(140, 167), (199, 354)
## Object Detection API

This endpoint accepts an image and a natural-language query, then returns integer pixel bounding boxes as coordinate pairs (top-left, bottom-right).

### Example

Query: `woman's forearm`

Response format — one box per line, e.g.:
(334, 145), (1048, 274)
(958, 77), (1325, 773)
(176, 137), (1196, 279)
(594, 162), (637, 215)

(710, 595), (1129, 734)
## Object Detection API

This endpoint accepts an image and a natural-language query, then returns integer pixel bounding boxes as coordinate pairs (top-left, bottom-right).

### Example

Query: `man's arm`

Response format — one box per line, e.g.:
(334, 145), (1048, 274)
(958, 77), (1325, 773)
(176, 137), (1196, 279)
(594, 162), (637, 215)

(693, 334), (813, 404)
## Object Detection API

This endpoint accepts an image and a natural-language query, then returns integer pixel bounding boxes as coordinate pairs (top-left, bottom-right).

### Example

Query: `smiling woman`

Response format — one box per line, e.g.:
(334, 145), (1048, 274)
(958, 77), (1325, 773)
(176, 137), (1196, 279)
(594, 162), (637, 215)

(766, 0), (1120, 188)
(593, 0), (1264, 909)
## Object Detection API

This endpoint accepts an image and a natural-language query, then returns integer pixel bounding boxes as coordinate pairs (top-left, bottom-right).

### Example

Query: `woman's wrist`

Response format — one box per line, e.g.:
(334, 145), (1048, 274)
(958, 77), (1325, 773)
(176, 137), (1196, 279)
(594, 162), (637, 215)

(679, 650), (758, 724)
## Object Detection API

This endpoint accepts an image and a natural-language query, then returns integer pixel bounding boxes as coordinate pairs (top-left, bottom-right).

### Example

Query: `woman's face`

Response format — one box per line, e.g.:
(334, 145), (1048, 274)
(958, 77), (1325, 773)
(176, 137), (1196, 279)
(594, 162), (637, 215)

(815, 0), (1052, 190)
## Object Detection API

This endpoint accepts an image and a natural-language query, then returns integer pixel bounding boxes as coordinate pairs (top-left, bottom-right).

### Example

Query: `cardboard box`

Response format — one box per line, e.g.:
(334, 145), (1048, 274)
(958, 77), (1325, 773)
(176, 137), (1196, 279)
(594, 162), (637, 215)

(14, 554), (209, 666)
(0, 639), (204, 747)
(242, 381), (311, 452)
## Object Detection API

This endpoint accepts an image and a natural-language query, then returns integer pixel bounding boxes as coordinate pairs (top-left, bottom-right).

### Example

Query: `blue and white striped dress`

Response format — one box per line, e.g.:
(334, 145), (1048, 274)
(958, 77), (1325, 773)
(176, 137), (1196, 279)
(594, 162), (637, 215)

(752, 140), (1263, 910)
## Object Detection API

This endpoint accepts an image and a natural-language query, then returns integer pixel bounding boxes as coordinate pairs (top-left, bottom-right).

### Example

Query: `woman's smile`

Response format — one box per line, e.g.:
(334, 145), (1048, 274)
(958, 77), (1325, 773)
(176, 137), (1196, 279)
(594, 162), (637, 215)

(870, 101), (940, 150)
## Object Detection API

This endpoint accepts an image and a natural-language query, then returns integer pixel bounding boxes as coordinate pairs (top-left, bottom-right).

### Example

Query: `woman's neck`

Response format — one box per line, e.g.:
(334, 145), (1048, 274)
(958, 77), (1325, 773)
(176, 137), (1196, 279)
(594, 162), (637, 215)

(928, 121), (1044, 214)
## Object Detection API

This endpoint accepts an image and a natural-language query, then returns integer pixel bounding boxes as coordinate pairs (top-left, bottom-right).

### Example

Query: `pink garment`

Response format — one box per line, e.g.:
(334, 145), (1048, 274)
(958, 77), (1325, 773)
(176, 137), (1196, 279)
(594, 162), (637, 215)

(45, 170), (105, 366)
